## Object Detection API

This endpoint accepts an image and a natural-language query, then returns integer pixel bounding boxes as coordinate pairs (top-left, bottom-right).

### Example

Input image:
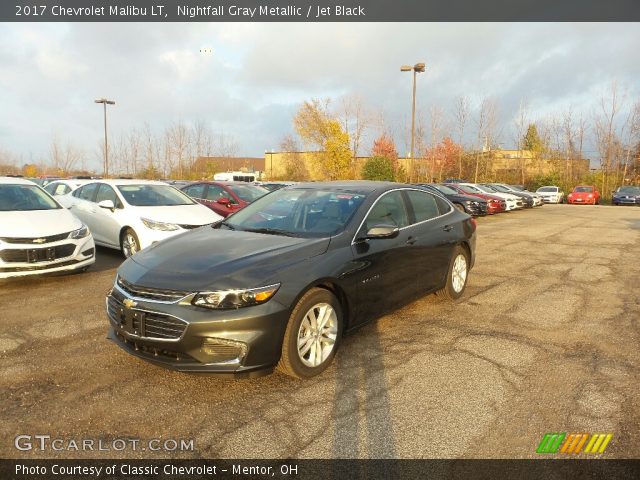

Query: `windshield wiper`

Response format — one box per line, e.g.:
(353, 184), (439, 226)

(243, 227), (299, 237)
(215, 220), (237, 230)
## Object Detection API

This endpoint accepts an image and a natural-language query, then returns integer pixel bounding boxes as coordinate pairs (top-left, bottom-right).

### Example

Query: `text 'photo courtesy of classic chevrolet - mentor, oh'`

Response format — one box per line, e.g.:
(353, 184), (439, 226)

(106, 181), (476, 378)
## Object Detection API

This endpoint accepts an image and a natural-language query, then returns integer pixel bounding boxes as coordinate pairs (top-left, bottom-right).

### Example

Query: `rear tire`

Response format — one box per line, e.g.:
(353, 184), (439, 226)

(277, 288), (343, 379)
(436, 246), (469, 300)
(120, 228), (140, 258)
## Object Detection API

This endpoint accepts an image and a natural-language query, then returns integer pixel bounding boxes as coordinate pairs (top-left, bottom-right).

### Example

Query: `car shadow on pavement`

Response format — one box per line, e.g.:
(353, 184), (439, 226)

(91, 246), (125, 273)
(332, 321), (397, 459)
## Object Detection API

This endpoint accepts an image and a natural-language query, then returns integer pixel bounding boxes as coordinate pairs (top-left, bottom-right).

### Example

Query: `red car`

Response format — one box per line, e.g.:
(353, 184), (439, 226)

(444, 183), (506, 214)
(181, 181), (269, 217)
(567, 185), (600, 205)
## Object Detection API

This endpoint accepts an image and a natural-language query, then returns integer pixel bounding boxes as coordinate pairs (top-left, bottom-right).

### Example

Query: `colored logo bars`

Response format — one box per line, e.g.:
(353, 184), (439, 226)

(536, 433), (613, 454)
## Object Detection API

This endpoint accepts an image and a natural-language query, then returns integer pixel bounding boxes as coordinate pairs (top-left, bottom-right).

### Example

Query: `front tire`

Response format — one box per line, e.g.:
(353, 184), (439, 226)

(277, 288), (343, 379)
(120, 228), (140, 258)
(436, 246), (469, 300)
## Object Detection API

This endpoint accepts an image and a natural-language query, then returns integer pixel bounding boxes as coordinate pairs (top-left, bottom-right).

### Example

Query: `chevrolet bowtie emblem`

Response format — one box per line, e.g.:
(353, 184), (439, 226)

(33, 238), (47, 244)
(123, 299), (137, 308)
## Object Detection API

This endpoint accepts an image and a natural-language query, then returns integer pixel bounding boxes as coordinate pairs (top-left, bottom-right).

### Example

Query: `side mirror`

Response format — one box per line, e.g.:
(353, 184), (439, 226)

(364, 224), (399, 239)
(217, 197), (231, 205)
(98, 199), (115, 210)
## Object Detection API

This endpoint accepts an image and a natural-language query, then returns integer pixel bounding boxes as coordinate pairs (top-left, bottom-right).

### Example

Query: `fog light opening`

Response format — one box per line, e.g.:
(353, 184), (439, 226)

(201, 338), (248, 364)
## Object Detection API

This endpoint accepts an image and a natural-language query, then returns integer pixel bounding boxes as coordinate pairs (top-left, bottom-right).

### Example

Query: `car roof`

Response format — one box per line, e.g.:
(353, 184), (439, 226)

(288, 180), (402, 193)
(82, 179), (171, 186)
(0, 176), (38, 186)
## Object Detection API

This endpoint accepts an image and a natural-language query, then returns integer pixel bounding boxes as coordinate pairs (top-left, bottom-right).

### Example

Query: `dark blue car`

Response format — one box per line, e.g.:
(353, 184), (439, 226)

(612, 186), (640, 205)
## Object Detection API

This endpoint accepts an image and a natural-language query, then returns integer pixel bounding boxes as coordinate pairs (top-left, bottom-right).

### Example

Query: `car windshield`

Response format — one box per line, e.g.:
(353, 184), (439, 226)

(458, 185), (481, 194)
(117, 184), (196, 206)
(221, 188), (367, 237)
(0, 184), (60, 211)
(432, 184), (458, 195)
(574, 186), (593, 193)
(475, 185), (496, 193)
(226, 184), (269, 203)
(489, 184), (510, 193)
(537, 187), (557, 192)
(617, 186), (640, 194)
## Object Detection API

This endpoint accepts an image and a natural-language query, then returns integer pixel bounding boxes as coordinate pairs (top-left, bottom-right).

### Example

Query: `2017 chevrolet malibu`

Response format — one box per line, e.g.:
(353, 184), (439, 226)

(106, 181), (477, 378)
(62, 179), (222, 257)
(0, 177), (95, 278)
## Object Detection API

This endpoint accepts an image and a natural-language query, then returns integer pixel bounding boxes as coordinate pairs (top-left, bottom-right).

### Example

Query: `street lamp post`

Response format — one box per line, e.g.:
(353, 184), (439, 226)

(94, 98), (115, 178)
(400, 63), (425, 183)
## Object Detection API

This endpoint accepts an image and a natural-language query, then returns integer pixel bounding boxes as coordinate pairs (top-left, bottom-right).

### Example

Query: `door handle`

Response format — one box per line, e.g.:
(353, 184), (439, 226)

(443, 225), (453, 232)
(406, 236), (417, 245)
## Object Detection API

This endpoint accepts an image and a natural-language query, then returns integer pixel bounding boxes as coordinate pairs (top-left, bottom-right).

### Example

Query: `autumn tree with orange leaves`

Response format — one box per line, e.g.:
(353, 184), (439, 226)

(424, 137), (463, 182)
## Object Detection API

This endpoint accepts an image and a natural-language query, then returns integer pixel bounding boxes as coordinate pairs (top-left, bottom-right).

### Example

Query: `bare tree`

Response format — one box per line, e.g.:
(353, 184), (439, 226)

(338, 94), (371, 176)
(473, 97), (499, 182)
(593, 82), (622, 196)
(453, 96), (469, 178)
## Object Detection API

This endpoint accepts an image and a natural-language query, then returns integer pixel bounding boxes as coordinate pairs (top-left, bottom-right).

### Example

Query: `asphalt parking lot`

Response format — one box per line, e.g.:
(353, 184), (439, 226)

(1, 204), (639, 459)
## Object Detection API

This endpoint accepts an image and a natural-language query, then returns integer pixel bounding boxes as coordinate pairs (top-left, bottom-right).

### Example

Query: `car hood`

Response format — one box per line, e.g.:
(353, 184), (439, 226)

(131, 204), (222, 225)
(569, 191), (594, 197)
(0, 209), (82, 238)
(118, 227), (331, 291)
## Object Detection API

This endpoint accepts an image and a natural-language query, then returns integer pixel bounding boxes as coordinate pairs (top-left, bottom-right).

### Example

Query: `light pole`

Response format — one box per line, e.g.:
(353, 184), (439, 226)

(94, 98), (115, 178)
(400, 62), (425, 182)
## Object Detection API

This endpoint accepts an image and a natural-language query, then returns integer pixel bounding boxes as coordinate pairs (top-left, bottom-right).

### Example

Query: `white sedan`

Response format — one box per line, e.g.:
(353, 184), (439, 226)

(43, 179), (92, 207)
(0, 177), (95, 278)
(61, 179), (222, 257)
(458, 183), (523, 210)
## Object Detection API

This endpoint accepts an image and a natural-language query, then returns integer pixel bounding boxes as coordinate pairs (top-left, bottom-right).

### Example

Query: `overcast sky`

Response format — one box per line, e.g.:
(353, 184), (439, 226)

(1, 22), (639, 170)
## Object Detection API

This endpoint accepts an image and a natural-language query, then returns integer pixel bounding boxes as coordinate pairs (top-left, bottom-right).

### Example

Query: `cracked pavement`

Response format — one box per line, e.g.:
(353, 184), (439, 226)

(1, 204), (639, 458)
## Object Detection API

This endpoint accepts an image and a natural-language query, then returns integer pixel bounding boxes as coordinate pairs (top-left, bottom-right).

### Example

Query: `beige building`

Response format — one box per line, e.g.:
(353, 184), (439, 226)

(482, 149), (590, 179)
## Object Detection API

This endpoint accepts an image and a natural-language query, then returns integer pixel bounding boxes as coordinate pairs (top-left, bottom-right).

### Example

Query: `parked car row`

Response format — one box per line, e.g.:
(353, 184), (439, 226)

(415, 182), (544, 216)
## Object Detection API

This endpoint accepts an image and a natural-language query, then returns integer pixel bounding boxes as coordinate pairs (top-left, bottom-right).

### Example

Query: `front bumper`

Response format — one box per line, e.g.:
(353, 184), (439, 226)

(0, 236), (95, 279)
(464, 202), (488, 216)
(613, 197), (639, 205)
(106, 284), (291, 375)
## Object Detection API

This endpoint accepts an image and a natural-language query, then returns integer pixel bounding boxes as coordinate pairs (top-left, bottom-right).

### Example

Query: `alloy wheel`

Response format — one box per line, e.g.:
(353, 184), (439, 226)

(123, 233), (139, 257)
(296, 303), (338, 367)
(451, 254), (468, 293)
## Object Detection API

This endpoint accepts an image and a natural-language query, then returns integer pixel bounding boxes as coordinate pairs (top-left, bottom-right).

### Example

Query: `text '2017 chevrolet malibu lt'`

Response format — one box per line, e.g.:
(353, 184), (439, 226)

(106, 181), (476, 378)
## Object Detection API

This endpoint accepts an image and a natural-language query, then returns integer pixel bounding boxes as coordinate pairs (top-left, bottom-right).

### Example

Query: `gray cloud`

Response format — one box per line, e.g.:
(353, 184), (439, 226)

(1, 22), (638, 169)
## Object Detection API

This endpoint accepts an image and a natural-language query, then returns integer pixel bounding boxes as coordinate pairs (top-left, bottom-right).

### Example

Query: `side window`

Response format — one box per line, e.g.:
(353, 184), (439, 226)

(44, 183), (57, 195)
(433, 195), (452, 216)
(95, 184), (121, 208)
(364, 191), (409, 230)
(56, 184), (70, 196)
(205, 185), (226, 201)
(78, 183), (99, 202)
(406, 190), (442, 222)
(183, 184), (205, 199)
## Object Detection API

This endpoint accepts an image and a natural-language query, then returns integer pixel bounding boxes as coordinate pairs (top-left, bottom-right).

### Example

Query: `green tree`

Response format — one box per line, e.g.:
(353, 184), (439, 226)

(293, 99), (352, 180)
(361, 156), (395, 181)
(522, 124), (544, 152)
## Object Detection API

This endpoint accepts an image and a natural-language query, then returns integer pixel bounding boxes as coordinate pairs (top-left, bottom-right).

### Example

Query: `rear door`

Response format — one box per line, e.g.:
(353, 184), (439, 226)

(68, 183), (100, 231)
(404, 189), (458, 293)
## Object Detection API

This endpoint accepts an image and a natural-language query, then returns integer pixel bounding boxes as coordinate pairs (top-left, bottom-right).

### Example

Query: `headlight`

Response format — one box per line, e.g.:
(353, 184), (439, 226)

(141, 217), (180, 231)
(68, 224), (89, 239)
(192, 284), (280, 309)
(588, 194), (593, 198)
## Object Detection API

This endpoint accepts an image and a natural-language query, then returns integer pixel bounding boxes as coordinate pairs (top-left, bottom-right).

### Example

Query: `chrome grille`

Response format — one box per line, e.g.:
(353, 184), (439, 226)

(116, 276), (189, 302)
(107, 295), (187, 340)
(0, 244), (76, 263)
(0, 231), (71, 244)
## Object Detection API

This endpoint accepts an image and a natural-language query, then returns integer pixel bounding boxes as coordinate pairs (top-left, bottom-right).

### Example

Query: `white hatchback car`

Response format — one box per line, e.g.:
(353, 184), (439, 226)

(62, 179), (222, 257)
(0, 177), (95, 278)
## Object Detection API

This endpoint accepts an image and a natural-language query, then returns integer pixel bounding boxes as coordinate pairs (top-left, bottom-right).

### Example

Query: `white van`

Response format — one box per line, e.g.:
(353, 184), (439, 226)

(213, 172), (258, 183)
